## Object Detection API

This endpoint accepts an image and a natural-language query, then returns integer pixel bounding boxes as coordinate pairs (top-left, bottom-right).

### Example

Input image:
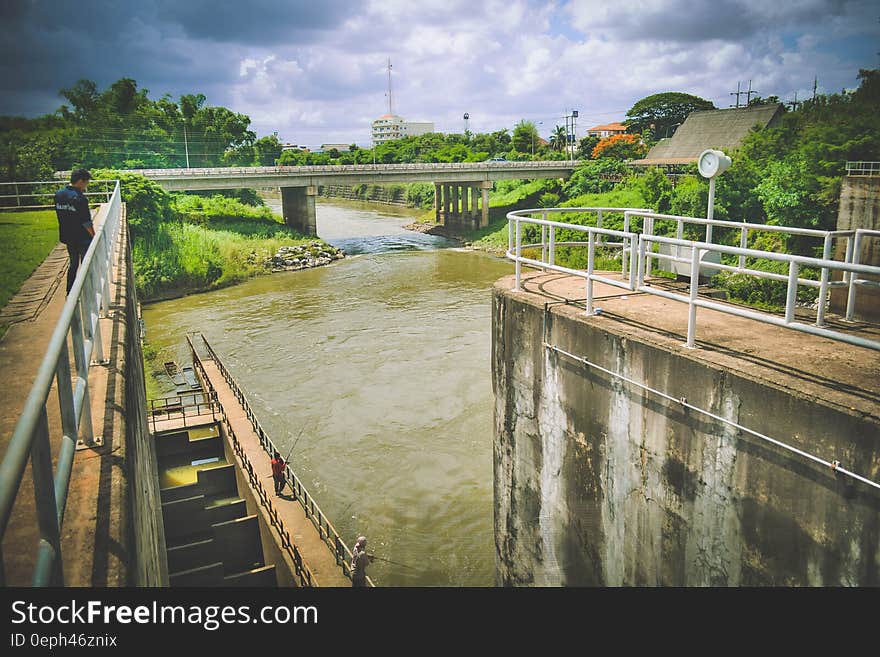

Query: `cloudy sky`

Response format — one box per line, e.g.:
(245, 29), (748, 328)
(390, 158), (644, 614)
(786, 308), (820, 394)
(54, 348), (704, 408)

(2, 0), (878, 147)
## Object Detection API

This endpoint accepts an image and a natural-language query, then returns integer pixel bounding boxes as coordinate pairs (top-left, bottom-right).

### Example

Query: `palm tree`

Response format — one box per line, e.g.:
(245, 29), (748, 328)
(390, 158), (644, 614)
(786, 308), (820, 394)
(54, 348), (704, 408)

(550, 125), (567, 152)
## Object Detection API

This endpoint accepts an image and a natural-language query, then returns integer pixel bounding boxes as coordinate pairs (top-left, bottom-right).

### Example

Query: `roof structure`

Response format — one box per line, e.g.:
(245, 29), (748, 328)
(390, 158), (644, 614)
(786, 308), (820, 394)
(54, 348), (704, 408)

(587, 122), (627, 133)
(631, 104), (784, 166)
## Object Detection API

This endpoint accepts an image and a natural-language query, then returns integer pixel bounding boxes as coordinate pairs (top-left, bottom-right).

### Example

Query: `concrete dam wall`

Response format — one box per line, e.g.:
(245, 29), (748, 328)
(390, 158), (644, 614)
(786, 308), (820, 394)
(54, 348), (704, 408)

(492, 277), (880, 586)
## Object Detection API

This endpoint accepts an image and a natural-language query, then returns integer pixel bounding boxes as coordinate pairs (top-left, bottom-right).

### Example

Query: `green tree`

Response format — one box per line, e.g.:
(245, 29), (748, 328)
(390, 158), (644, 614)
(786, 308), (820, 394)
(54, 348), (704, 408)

(512, 120), (540, 153)
(624, 92), (715, 138)
(550, 125), (567, 152)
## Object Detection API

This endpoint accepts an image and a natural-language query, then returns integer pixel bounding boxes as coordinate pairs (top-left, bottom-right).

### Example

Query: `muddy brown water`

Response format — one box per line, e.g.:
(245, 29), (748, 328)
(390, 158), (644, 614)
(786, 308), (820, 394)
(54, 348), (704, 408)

(142, 200), (513, 585)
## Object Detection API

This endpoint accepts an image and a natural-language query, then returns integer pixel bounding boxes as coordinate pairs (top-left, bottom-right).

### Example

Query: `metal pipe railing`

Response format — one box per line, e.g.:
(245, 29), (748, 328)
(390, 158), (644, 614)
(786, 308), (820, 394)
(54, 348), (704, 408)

(507, 208), (880, 353)
(0, 180), (123, 586)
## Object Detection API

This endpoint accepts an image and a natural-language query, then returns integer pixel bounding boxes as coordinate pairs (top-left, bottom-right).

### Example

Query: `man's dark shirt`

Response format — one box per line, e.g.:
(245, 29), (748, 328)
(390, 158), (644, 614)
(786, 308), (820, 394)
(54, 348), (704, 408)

(54, 185), (93, 245)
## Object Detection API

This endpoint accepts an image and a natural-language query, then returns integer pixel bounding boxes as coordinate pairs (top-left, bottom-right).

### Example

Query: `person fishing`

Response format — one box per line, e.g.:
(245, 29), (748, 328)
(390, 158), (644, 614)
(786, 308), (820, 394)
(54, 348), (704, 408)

(270, 450), (287, 496)
(350, 536), (374, 587)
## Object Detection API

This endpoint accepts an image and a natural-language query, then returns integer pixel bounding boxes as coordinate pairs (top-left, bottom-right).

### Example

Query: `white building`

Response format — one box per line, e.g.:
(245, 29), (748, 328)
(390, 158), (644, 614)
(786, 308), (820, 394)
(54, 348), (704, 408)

(371, 114), (435, 145)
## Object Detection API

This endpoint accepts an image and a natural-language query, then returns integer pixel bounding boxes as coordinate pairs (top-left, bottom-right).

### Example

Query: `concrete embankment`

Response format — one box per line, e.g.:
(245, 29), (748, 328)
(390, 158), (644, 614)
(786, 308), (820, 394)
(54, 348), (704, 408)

(493, 271), (880, 586)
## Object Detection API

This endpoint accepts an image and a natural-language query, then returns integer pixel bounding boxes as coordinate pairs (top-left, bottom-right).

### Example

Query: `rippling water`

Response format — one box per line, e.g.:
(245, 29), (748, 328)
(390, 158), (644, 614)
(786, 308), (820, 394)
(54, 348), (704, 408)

(142, 200), (513, 586)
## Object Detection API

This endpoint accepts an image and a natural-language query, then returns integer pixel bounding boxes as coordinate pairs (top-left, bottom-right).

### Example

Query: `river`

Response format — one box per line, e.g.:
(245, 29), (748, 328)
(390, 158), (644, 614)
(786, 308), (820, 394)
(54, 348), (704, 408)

(142, 199), (513, 586)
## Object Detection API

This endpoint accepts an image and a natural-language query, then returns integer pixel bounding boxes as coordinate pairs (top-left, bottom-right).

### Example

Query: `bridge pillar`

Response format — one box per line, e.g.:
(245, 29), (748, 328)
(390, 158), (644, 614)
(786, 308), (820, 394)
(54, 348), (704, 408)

(434, 183), (442, 222)
(443, 184), (452, 221)
(481, 181), (491, 227)
(452, 185), (460, 218)
(462, 184), (470, 218)
(281, 185), (317, 236)
(470, 186), (480, 225)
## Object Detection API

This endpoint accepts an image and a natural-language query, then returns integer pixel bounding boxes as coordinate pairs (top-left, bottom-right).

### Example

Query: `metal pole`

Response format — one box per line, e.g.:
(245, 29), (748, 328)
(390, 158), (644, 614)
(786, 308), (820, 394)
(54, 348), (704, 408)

(596, 209), (603, 246)
(686, 245), (699, 348)
(586, 232), (595, 315)
(541, 213), (547, 270)
(548, 226), (555, 267)
(785, 260), (799, 324)
(845, 232), (861, 321)
(738, 225), (747, 270)
(514, 219), (522, 291)
(31, 408), (64, 586)
(816, 234), (831, 327)
(706, 177), (715, 243)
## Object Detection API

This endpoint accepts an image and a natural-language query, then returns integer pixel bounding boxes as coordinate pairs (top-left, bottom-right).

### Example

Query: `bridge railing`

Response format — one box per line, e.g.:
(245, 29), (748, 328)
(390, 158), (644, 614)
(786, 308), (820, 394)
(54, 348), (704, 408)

(0, 179), (116, 210)
(507, 206), (880, 353)
(0, 180), (123, 586)
(105, 160), (581, 179)
(188, 333), (373, 586)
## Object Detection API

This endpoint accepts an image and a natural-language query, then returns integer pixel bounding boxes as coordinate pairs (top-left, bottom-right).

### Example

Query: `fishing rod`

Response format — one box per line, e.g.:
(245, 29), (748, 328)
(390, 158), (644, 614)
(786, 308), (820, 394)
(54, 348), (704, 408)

(284, 423), (308, 462)
(367, 554), (419, 570)
(265, 423), (309, 478)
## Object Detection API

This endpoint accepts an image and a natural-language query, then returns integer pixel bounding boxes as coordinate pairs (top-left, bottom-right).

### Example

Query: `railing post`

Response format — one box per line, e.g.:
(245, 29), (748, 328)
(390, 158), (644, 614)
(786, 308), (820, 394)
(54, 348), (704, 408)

(738, 225), (747, 270)
(845, 232), (861, 321)
(596, 209), (603, 246)
(514, 218), (522, 291)
(540, 211), (547, 270)
(785, 260), (799, 324)
(548, 226), (555, 267)
(31, 408), (64, 586)
(686, 244), (699, 348)
(637, 235), (647, 288)
(70, 304), (95, 446)
(628, 233), (638, 291)
(622, 212), (631, 277)
(586, 232), (595, 315)
(816, 234), (831, 327)
(644, 217), (654, 276)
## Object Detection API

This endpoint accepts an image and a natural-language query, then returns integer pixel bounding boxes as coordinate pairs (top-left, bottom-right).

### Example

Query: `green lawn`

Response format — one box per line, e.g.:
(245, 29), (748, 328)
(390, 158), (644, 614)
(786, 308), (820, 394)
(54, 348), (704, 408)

(0, 210), (59, 325)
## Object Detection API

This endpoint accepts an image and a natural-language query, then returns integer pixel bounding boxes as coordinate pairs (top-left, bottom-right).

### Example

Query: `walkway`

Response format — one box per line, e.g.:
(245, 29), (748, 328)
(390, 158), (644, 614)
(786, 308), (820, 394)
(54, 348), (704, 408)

(0, 207), (131, 586)
(197, 358), (352, 587)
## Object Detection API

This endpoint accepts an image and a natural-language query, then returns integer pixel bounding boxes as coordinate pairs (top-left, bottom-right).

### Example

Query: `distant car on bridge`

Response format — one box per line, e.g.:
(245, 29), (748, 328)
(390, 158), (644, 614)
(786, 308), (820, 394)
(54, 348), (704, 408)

(487, 157), (507, 162)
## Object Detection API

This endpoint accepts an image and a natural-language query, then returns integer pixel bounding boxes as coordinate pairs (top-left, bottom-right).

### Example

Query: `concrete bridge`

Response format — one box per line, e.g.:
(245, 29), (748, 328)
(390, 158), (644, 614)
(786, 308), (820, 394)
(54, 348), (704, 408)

(132, 161), (580, 236)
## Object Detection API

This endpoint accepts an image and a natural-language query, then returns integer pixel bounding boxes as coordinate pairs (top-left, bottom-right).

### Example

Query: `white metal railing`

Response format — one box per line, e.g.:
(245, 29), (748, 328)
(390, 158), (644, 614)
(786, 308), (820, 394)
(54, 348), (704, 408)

(0, 180), (116, 210)
(507, 208), (880, 352)
(623, 210), (856, 327)
(845, 161), (880, 176)
(846, 229), (880, 320)
(0, 181), (123, 586)
(63, 160), (582, 179)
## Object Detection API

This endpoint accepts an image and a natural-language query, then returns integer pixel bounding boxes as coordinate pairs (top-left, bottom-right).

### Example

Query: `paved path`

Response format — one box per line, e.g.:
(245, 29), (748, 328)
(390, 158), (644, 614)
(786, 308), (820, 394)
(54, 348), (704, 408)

(0, 207), (128, 586)
(199, 359), (352, 587)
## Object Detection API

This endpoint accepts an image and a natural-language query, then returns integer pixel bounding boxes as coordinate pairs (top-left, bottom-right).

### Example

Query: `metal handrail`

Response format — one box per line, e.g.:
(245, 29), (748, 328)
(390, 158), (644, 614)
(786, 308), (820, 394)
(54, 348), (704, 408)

(188, 333), (373, 586)
(188, 351), (319, 587)
(0, 180), (115, 209)
(0, 180), (123, 586)
(507, 207), (880, 352)
(147, 392), (219, 434)
(845, 161), (880, 176)
(86, 160), (582, 179)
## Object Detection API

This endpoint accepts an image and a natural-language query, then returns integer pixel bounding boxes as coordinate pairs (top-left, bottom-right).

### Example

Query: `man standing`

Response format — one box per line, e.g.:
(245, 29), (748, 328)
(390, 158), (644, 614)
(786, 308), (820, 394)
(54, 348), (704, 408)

(54, 168), (95, 294)
(350, 536), (374, 587)
(270, 450), (287, 496)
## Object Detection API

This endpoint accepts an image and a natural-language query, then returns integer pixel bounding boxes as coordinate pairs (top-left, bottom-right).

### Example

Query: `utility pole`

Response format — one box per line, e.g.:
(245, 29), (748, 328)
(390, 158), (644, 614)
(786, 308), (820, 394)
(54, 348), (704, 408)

(786, 92), (800, 112)
(730, 81), (744, 108)
(745, 80), (758, 105)
(183, 123), (190, 168)
(812, 76), (818, 104)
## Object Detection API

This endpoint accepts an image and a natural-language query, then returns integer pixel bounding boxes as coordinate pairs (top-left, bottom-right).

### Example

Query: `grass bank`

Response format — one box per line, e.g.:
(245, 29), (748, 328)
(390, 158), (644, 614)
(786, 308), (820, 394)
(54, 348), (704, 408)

(134, 195), (337, 302)
(0, 210), (59, 339)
